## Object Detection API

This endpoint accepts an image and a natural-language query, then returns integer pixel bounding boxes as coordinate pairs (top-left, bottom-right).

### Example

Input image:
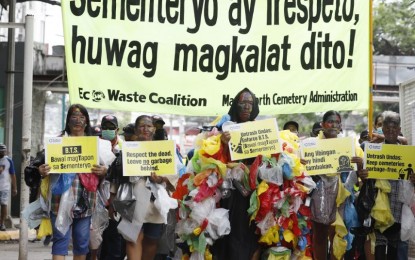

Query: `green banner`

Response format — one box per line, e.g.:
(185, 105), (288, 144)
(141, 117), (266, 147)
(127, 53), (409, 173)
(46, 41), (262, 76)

(62, 0), (370, 116)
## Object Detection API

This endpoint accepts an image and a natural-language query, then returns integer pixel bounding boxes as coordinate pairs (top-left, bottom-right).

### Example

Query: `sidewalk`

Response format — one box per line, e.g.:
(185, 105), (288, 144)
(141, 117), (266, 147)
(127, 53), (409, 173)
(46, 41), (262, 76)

(0, 218), (65, 260)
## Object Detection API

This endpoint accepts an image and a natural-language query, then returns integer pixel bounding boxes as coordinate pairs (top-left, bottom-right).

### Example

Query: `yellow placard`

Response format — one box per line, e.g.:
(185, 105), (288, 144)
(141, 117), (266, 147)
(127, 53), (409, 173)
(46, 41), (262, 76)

(364, 143), (415, 180)
(300, 137), (356, 175)
(223, 118), (280, 161)
(122, 140), (177, 176)
(61, 1), (370, 116)
(45, 136), (99, 173)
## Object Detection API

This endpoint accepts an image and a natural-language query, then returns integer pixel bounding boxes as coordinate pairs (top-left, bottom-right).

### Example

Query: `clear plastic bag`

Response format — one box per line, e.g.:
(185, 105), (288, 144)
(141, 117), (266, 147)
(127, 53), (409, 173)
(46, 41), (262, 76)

(259, 163), (283, 186)
(91, 191), (109, 234)
(205, 208), (230, 240)
(400, 204), (415, 241)
(399, 180), (414, 205)
(310, 175), (338, 225)
(55, 187), (75, 235)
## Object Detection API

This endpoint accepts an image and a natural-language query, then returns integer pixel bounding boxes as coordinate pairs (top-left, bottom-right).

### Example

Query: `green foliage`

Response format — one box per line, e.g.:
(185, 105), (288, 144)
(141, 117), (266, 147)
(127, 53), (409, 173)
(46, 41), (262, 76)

(373, 0), (415, 55)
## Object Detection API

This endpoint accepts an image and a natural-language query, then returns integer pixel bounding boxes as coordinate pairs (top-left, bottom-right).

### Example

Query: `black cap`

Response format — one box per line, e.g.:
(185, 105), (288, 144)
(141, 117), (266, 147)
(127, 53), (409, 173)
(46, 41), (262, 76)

(152, 115), (165, 125)
(283, 121), (299, 131)
(122, 123), (135, 135)
(360, 129), (369, 139)
(91, 125), (102, 136)
(311, 122), (322, 136)
(101, 115), (118, 128)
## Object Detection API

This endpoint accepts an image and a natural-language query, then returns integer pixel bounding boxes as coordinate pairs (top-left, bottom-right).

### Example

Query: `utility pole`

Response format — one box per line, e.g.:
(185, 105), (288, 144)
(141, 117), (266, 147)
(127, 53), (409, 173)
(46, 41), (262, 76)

(5, 0), (16, 155)
(1, 13), (34, 260)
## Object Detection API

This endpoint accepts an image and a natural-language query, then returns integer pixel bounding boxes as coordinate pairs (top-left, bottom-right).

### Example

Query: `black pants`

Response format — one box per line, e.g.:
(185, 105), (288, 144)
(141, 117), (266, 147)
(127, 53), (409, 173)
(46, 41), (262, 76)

(99, 219), (126, 260)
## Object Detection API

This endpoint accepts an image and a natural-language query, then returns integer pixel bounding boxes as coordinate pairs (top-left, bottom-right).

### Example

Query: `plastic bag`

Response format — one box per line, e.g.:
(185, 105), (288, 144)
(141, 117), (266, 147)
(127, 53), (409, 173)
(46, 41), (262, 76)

(113, 183), (136, 222)
(98, 138), (116, 166)
(262, 247), (291, 260)
(344, 197), (360, 230)
(310, 175), (338, 225)
(78, 173), (99, 192)
(205, 208), (230, 240)
(400, 204), (415, 241)
(91, 191), (109, 234)
(37, 218), (52, 239)
(55, 187), (75, 235)
(371, 187), (394, 233)
(117, 179), (151, 243)
(21, 199), (44, 229)
(152, 183), (179, 223)
(52, 174), (76, 195)
(258, 161), (283, 186)
(355, 179), (376, 223)
(190, 197), (215, 224)
(201, 134), (221, 156)
(399, 180), (414, 205)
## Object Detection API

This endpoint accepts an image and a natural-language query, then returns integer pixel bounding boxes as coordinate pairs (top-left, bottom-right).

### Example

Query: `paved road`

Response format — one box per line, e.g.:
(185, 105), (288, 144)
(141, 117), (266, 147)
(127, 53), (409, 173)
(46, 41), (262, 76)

(0, 239), (56, 260)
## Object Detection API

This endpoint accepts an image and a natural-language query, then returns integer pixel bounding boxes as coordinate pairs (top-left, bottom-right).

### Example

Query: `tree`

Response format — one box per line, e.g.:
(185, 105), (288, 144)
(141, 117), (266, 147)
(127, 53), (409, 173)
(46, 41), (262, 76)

(373, 0), (415, 55)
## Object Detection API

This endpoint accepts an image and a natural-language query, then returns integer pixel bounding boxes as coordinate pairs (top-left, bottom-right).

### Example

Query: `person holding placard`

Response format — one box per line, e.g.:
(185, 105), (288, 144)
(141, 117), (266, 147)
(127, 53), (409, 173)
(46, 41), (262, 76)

(212, 88), (261, 260)
(107, 115), (175, 260)
(363, 111), (414, 260)
(309, 110), (364, 260)
(370, 112), (408, 145)
(38, 104), (114, 260)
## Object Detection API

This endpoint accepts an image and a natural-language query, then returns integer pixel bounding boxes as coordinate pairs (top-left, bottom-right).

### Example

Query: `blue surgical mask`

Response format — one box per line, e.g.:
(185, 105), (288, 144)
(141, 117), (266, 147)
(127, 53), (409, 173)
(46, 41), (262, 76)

(376, 128), (383, 134)
(102, 130), (116, 141)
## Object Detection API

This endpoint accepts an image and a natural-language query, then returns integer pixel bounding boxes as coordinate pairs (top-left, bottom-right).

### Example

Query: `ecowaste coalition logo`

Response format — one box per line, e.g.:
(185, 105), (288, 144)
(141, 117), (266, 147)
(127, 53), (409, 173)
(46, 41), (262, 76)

(92, 91), (105, 102)
(78, 88), (105, 102)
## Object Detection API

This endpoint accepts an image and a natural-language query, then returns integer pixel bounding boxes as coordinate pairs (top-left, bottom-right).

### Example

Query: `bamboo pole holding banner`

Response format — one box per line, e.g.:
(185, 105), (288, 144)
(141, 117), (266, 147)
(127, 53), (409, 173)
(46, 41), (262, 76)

(368, 0), (374, 137)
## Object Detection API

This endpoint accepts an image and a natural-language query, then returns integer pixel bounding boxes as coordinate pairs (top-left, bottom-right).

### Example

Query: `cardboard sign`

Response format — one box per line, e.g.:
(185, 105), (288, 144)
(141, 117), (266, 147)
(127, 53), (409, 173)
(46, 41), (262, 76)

(223, 118), (280, 161)
(122, 140), (177, 176)
(45, 136), (99, 173)
(364, 143), (415, 180)
(301, 136), (356, 175)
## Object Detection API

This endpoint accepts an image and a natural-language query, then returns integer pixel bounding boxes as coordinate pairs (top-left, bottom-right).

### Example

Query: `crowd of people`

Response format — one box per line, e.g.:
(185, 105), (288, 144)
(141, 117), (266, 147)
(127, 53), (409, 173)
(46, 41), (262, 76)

(12, 89), (415, 260)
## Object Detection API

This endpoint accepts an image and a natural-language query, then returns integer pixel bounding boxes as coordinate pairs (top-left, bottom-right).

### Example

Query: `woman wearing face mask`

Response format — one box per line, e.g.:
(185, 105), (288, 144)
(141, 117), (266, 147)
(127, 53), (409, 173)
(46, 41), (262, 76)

(38, 104), (115, 260)
(309, 110), (365, 260)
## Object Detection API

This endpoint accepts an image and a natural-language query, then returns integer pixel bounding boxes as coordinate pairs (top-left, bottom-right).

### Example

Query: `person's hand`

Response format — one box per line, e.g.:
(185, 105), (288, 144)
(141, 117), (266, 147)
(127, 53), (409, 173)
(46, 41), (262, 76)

(149, 172), (164, 184)
(300, 158), (307, 165)
(38, 164), (51, 178)
(92, 164), (107, 178)
(351, 156), (363, 170)
(221, 131), (231, 145)
(358, 169), (369, 181)
(410, 173), (415, 184)
(370, 133), (384, 143)
(12, 188), (17, 197)
(108, 202), (116, 220)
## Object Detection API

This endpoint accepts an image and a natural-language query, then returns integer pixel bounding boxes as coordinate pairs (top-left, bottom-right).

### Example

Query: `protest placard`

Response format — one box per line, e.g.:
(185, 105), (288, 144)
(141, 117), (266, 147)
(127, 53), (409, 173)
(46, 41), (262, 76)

(364, 143), (415, 180)
(301, 136), (355, 175)
(223, 118), (280, 161)
(45, 136), (99, 173)
(122, 140), (177, 176)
